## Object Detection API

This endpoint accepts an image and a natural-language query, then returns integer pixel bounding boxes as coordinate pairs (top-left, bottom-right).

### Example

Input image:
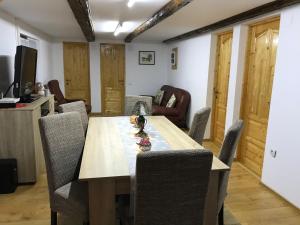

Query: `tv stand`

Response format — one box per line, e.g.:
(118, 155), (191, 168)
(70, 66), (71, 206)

(0, 95), (54, 183)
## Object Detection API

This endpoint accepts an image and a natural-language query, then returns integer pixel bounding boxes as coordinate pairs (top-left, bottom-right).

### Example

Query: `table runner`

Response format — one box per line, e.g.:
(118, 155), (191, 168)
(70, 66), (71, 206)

(114, 116), (171, 175)
(114, 116), (171, 215)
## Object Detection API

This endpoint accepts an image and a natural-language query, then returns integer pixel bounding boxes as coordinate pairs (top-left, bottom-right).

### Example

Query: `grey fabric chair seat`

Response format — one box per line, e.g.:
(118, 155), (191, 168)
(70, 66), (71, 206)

(54, 181), (88, 220)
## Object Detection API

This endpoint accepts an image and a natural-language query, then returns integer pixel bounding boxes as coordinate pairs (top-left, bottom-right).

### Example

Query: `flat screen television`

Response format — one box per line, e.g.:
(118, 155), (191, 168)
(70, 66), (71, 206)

(13, 46), (38, 100)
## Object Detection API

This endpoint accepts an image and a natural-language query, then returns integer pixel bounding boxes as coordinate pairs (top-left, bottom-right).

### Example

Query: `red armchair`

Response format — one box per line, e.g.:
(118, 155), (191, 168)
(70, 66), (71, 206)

(152, 85), (190, 128)
(48, 80), (91, 113)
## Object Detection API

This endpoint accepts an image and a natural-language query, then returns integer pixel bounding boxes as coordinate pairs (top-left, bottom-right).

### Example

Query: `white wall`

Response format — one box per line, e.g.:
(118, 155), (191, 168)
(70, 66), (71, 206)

(126, 43), (168, 96)
(166, 5), (300, 208)
(0, 9), (53, 96)
(53, 41), (168, 113)
(167, 34), (216, 131)
(51, 42), (64, 93)
(225, 25), (248, 131)
(0, 10), (17, 96)
(261, 5), (300, 208)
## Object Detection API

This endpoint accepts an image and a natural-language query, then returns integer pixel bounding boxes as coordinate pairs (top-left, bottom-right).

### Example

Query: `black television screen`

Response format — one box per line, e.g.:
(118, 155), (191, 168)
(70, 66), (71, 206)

(13, 46), (38, 99)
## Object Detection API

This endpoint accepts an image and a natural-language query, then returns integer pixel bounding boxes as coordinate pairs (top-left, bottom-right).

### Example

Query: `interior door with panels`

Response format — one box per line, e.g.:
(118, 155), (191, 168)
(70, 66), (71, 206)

(238, 17), (280, 176)
(211, 31), (233, 147)
(100, 44), (125, 116)
(63, 42), (91, 104)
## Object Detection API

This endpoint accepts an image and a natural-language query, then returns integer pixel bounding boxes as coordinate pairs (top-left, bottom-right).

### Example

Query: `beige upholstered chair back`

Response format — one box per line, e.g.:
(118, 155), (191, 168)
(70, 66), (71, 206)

(58, 101), (88, 133)
(125, 95), (152, 116)
(39, 112), (85, 208)
(134, 150), (213, 225)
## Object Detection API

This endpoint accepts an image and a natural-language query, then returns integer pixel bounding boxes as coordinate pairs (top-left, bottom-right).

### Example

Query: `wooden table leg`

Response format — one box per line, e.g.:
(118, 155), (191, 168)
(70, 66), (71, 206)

(89, 179), (116, 225)
(204, 171), (219, 225)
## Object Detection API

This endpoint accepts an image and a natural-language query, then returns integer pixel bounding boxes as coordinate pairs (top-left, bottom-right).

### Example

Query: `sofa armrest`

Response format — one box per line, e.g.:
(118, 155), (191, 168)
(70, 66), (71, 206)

(152, 106), (179, 116)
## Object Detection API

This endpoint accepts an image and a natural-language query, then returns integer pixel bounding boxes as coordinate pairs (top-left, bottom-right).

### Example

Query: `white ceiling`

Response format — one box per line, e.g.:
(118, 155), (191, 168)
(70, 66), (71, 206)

(0, 0), (274, 42)
(90, 0), (169, 40)
(0, 0), (85, 40)
(135, 0), (274, 42)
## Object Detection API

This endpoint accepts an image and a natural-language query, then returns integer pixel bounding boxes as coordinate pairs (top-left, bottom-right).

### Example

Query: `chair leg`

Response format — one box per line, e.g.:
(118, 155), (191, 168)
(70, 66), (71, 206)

(218, 204), (224, 225)
(51, 210), (57, 225)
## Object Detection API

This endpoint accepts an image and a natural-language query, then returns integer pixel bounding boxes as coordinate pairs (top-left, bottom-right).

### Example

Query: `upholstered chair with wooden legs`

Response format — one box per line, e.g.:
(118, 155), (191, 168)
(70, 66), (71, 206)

(188, 107), (211, 145)
(58, 101), (89, 134)
(217, 120), (244, 225)
(120, 150), (213, 225)
(48, 79), (91, 113)
(39, 112), (89, 225)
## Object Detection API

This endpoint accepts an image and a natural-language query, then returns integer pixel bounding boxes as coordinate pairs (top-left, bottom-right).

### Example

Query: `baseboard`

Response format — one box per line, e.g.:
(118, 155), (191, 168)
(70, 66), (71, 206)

(236, 162), (300, 210)
(260, 181), (300, 211)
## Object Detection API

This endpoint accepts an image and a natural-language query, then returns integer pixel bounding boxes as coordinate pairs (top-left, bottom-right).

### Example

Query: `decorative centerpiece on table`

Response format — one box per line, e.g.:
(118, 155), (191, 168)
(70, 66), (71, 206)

(137, 137), (152, 151)
(134, 115), (148, 138)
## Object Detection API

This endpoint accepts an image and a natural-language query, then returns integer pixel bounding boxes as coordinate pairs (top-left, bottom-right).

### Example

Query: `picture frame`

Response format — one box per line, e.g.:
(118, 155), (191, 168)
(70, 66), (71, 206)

(139, 51), (155, 65)
(171, 47), (178, 70)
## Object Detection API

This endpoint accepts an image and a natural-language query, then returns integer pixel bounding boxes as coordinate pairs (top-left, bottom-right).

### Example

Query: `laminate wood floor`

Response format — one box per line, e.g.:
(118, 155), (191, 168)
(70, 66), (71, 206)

(0, 141), (299, 225)
(203, 141), (300, 225)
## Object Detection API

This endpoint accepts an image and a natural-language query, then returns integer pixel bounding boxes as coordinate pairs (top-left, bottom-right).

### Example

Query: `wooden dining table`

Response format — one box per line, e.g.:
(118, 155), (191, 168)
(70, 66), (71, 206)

(79, 116), (229, 225)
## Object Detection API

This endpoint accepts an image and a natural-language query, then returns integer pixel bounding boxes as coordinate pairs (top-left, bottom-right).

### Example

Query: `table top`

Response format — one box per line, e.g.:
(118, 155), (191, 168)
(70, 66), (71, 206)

(79, 116), (229, 181)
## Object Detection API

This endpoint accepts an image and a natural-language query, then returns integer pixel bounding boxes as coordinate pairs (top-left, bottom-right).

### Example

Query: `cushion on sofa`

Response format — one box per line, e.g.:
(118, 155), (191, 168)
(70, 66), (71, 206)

(153, 90), (164, 105)
(166, 94), (176, 108)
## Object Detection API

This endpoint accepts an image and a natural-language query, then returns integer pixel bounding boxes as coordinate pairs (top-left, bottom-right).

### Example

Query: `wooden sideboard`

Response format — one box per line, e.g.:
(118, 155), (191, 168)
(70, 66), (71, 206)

(0, 96), (54, 183)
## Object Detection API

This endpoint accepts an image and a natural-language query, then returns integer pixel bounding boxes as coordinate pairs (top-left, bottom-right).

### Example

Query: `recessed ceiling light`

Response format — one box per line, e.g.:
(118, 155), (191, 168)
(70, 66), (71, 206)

(127, 0), (136, 8)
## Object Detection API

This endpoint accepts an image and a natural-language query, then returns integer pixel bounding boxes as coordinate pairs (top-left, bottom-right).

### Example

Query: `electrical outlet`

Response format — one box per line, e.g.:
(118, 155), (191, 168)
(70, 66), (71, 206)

(270, 149), (277, 158)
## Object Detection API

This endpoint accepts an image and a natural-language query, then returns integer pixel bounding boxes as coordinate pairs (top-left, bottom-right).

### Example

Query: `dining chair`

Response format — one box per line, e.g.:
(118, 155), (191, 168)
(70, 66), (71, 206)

(131, 101), (152, 115)
(58, 101), (89, 134)
(39, 112), (89, 225)
(217, 120), (244, 225)
(188, 107), (211, 145)
(120, 149), (213, 225)
(125, 95), (152, 116)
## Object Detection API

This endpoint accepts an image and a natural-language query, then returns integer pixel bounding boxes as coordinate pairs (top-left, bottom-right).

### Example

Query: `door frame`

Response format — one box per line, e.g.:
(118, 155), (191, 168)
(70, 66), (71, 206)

(210, 30), (233, 145)
(237, 16), (280, 167)
(100, 43), (126, 115)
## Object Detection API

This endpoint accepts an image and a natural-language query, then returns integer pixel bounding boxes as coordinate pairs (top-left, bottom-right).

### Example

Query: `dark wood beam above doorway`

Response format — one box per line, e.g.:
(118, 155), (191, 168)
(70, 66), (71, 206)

(163, 0), (300, 43)
(125, 0), (193, 43)
(67, 0), (95, 42)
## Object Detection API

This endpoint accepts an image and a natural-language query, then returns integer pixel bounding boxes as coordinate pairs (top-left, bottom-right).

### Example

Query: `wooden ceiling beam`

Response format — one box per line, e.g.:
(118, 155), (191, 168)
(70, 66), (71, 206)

(163, 0), (300, 43)
(125, 0), (193, 43)
(67, 0), (95, 42)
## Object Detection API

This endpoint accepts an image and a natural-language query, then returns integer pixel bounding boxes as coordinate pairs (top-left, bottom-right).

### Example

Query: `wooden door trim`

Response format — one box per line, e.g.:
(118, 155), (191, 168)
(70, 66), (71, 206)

(63, 42), (91, 104)
(237, 17), (280, 173)
(211, 31), (233, 145)
(100, 43), (126, 115)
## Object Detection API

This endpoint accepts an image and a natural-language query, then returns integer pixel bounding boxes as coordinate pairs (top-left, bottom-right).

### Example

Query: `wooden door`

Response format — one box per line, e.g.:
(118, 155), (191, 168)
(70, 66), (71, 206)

(63, 42), (91, 104)
(100, 44), (125, 116)
(238, 18), (280, 176)
(211, 31), (233, 147)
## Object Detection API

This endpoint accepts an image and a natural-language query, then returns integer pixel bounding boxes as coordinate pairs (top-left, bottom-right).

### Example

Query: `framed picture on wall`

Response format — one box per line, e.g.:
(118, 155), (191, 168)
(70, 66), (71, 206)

(171, 47), (178, 70)
(139, 51), (155, 65)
